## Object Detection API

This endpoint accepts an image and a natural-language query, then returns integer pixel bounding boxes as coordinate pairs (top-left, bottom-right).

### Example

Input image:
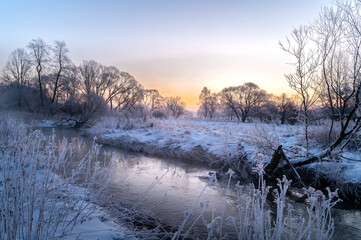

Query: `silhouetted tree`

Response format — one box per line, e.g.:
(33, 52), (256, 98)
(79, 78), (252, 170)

(28, 38), (49, 112)
(220, 82), (268, 122)
(142, 89), (163, 111)
(166, 96), (185, 119)
(78, 60), (102, 95)
(276, 93), (297, 124)
(2, 48), (31, 107)
(61, 93), (108, 127)
(49, 41), (71, 104)
(198, 87), (218, 119)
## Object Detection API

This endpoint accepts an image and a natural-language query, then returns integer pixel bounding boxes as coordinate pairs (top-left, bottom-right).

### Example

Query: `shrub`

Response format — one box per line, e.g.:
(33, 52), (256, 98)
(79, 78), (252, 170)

(61, 93), (108, 127)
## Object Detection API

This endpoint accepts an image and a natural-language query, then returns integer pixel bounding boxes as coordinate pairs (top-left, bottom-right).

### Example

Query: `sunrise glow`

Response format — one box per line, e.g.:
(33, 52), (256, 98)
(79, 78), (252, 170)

(0, 0), (331, 109)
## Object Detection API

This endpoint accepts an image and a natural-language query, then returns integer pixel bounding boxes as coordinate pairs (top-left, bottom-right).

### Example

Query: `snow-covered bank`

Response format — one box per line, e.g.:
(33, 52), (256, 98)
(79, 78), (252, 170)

(86, 117), (361, 199)
(86, 119), (252, 166)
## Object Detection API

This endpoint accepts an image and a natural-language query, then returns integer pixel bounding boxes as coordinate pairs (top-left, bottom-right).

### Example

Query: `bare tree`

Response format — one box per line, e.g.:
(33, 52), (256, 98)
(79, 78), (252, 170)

(268, 0), (361, 174)
(59, 65), (79, 102)
(28, 38), (49, 112)
(113, 72), (143, 111)
(78, 62), (143, 111)
(220, 86), (242, 121)
(280, 26), (319, 154)
(2, 48), (32, 107)
(100, 66), (121, 107)
(239, 82), (268, 122)
(77, 60), (102, 95)
(165, 96), (186, 119)
(49, 41), (71, 104)
(198, 87), (211, 118)
(105, 70), (143, 110)
(142, 89), (163, 112)
(198, 87), (218, 119)
(276, 93), (297, 124)
(220, 82), (268, 122)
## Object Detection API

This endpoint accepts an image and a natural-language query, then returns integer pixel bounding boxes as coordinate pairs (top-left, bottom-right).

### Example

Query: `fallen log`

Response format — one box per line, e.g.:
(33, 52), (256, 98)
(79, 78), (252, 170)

(264, 145), (284, 175)
(265, 145), (306, 188)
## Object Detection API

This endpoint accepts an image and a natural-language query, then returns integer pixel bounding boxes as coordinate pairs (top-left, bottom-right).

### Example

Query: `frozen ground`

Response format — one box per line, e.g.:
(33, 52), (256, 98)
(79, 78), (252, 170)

(85, 118), (361, 195)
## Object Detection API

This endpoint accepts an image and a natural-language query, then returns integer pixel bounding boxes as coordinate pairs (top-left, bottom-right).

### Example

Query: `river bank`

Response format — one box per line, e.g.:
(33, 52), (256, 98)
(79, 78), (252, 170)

(80, 117), (361, 203)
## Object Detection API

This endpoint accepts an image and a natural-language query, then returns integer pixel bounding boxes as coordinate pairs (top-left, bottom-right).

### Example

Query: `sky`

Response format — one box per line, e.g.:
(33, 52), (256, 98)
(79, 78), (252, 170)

(0, 0), (331, 109)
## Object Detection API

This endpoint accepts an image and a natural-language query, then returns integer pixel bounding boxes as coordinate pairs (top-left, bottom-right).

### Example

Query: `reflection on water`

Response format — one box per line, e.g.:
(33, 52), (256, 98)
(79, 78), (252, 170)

(42, 127), (361, 239)
(104, 144), (243, 238)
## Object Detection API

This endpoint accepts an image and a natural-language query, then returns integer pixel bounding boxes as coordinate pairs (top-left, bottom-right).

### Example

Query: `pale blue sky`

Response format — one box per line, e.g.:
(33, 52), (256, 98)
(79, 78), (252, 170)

(0, 0), (331, 107)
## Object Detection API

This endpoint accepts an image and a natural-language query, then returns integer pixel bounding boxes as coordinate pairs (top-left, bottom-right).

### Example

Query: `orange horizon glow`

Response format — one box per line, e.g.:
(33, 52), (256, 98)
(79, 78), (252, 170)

(0, 0), (330, 111)
(151, 80), (296, 111)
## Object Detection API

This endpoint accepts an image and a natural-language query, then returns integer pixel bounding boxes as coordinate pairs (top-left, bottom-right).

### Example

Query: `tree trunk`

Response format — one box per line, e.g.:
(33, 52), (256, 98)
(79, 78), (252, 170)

(281, 111), (286, 125)
(51, 68), (62, 103)
(37, 68), (44, 112)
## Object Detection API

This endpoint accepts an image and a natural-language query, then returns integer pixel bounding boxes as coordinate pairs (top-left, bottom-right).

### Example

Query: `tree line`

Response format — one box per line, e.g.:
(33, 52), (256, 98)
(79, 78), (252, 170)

(197, 84), (298, 124)
(0, 39), (186, 125)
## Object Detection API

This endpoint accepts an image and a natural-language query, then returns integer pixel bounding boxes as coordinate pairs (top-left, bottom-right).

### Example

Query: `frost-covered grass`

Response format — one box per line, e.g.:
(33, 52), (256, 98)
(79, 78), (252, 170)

(0, 120), (136, 240)
(88, 117), (361, 198)
(172, 163), (338, 240)
(172, 166), (338, 240)
(88, 117), (306, 162)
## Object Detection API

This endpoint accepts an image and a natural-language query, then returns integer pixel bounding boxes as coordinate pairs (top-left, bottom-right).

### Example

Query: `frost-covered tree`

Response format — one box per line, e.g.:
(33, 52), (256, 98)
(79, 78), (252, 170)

(166, 96), (186, 119)
(275, 93), (297, 124)
(28, 38), (49, 112)
(280, 26), (319, 154)
(198, 87), (218, 119)
(220, 82), (268, 122)
(269, 0), (361, 173)
(78, 60), (103, 95)
(113, 72), (144, 111)
(1, 48), (32, 107)
(48, 41), (72, 104)
(142, 89), (163, 112)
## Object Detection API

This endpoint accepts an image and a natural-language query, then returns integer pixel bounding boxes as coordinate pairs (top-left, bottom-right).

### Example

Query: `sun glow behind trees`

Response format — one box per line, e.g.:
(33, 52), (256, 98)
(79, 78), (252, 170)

(0, 0), (331, 108)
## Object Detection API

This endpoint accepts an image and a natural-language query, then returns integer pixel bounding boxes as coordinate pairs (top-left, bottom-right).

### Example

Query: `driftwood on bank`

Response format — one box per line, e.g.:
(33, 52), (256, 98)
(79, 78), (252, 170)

(265, 145), (306, 188)
(58, 118), (83, 128)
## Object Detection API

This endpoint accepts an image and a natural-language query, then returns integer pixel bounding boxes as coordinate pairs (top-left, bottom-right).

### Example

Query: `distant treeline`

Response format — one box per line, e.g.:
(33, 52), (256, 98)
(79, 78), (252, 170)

(0, 39), (188, 125)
